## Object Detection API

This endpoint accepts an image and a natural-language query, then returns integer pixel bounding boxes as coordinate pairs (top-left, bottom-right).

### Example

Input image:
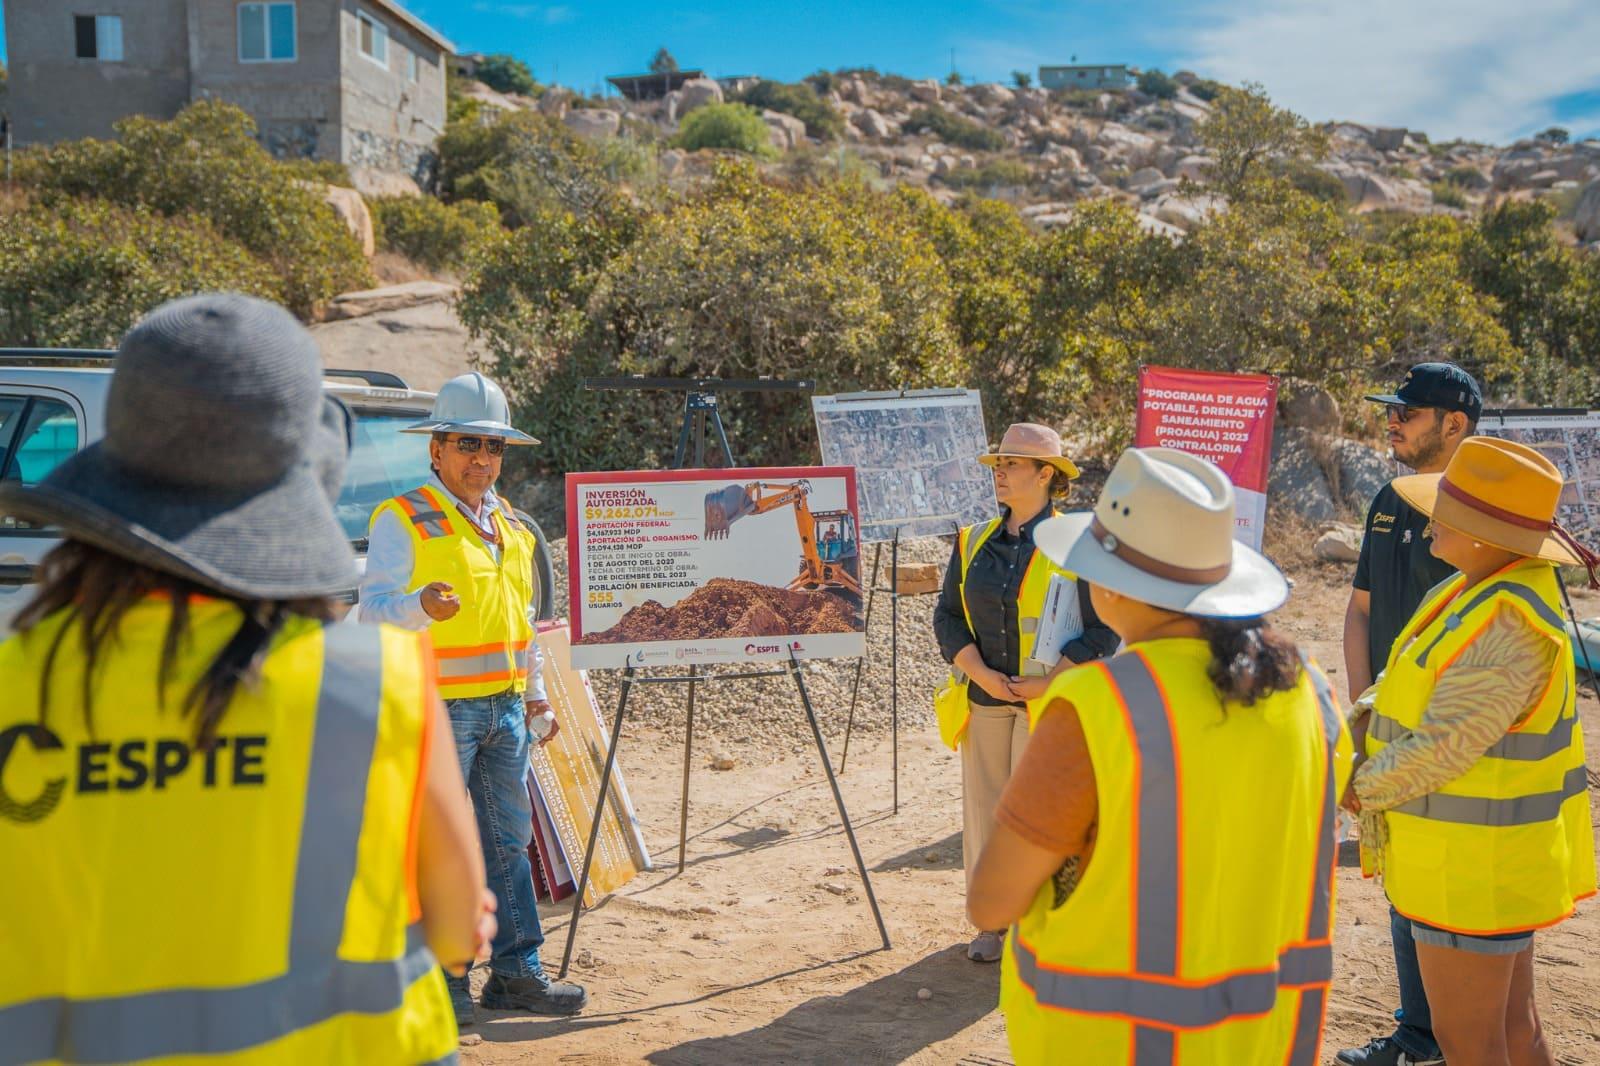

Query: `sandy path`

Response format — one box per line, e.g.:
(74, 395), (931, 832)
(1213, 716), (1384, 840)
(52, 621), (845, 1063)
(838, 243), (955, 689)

(458, 565), (1600, 1065)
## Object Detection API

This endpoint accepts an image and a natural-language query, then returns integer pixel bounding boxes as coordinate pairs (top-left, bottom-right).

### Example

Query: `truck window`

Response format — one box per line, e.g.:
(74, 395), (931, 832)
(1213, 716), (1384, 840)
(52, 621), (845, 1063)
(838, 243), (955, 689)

(335, 410), (435, 542)
(1, 397), (81, 530)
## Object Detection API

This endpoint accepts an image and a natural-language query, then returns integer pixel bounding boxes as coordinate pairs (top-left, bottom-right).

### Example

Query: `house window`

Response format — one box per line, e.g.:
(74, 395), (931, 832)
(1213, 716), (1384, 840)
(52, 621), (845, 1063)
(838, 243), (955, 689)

(358, 10), (389, 67)
(239, 3), (297, 63)
(406, 48), (418, 82)
(73, 14), (123, 61)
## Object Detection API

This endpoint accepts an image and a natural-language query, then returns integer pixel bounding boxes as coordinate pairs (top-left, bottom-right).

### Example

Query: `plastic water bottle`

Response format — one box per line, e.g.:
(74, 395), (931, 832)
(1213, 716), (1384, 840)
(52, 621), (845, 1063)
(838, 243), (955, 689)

(528, 709), (556, 742)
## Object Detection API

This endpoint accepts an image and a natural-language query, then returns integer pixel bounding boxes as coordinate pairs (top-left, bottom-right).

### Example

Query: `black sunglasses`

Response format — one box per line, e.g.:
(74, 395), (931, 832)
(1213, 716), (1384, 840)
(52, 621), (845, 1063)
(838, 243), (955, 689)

(449, 435), (507, 456)
(1383, 403), (1435, 425)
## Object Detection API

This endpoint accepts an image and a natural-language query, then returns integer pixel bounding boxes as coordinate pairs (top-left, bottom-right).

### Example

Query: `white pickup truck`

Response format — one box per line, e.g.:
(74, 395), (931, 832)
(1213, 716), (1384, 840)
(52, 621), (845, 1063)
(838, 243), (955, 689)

(0, 350), (555, 631)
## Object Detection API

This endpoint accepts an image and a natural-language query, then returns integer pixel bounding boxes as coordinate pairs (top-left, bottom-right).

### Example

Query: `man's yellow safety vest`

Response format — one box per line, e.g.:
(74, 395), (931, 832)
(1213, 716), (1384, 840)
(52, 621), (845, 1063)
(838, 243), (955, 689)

(1000, 639), (1352, 1066)
(372, 484), (536, 700)
(0, 597), (457, 1064)
(1368, 559), (1596, 935)
(934, 513), (1075, 749)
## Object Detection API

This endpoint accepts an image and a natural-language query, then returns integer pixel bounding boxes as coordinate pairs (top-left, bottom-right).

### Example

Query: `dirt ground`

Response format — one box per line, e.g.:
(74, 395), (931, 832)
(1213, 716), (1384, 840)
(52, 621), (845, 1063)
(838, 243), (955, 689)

(459, 561), (1600, 1065)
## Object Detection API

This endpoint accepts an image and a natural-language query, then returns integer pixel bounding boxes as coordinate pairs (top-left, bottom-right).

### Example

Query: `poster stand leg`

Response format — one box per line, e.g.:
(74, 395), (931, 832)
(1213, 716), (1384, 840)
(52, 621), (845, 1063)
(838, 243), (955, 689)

(1558, 583), (1600, 697)
(889, 528), (900, 815)
(678, 664), (698, 873)
(838, 542), (884, 773)
(559, 665), (635, 979)
(788, 649), (891, 950)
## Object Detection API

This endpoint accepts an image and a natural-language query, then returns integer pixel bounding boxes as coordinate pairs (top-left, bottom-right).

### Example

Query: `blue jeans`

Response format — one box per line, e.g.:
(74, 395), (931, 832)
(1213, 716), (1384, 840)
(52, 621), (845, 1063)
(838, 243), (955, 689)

(1390, 905), (1442, 1059)
(445, 690), (545, 995)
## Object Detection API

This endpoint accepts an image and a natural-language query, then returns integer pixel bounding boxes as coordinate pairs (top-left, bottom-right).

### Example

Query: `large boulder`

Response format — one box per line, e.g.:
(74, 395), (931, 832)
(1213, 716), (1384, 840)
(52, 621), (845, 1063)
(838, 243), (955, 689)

(909, 79), (942, 104)
(310, 288), (476, 393)
(677, 77), (724, 116)
(320, 185), (374, 258)
(1126, 166), (1168, 194)
(1372, 127), (1409, 152)
(1094, 123), (1158, 167)
(348, 167), (422, 200)
(1574, 178), (1600, 243)
(1314, 524), (1364, 563)
(563, 108), (620, 140)
(1149, 192), (1223, 232)
(322, 280), (458, 321)
(970, 82), (1015, 108)
(1328, 437), (1392, 514)
(1174, 154), (1215, 182)
(1278, 382), (1340, 434)
(1269, 427), (1339, 525)
(762, 109), (807, 150)
(852, 108), (892, 140)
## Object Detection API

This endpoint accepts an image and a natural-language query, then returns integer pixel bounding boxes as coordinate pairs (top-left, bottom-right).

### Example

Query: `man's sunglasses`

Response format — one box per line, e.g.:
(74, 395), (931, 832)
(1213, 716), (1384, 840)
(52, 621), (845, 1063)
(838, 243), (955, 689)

(1383, 404), (1435, 425)
(448, 435), (508, 456)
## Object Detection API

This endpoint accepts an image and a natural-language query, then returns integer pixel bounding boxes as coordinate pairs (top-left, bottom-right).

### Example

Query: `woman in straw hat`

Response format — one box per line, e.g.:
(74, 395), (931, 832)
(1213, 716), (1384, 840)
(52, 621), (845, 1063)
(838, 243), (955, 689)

(968, 446), (1352, 1066)
(931, 423), (1117, 963)
(0, 294), (491, 1063)
(1343, 437), (1596, 1066)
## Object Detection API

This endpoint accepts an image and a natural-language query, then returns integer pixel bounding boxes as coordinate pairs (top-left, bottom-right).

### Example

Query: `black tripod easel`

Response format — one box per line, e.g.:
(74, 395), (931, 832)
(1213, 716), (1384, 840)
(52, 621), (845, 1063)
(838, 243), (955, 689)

(828, 387), (972, 813)
(557, 376), (891, 978)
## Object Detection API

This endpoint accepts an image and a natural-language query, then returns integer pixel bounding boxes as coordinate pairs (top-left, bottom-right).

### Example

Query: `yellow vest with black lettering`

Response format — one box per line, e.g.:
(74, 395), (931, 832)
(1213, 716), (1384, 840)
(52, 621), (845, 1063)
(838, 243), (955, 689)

(1368, 559), (1596, 935)
(1000, 640), (1352, 1066)
(372, 483), (536, 700)
(934, 513), (1074, 749)
(0, 598), (456, 1065)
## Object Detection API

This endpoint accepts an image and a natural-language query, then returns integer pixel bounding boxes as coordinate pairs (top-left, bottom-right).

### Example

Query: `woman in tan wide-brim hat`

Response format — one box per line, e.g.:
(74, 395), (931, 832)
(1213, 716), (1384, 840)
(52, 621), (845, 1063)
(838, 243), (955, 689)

(930, 422), (1117, 963)
(1343, 436), (1597, 1066)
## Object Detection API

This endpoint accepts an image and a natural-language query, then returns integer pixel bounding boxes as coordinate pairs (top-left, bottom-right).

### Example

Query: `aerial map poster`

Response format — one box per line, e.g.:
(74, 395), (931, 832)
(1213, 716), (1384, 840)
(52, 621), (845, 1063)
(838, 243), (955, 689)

(566, 467), (866, 669)
(1479, 408), (1600, 544)
(811, 389), (995, 543)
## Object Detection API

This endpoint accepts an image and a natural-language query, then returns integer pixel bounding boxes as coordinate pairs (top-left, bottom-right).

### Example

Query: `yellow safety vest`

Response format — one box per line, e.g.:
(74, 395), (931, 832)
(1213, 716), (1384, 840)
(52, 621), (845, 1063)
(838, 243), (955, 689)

(1000, 639), (1352, 1066)
(1368, 559), (1596, 935)
(372, 484), (536, 700)
(934, 513), (1074, 750)
(0, 598), (456, 1065)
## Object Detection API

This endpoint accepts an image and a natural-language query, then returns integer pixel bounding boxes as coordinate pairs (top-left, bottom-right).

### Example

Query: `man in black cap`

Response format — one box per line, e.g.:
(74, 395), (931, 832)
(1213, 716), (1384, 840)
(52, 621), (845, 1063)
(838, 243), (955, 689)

(1336, 361), (1481, 1066)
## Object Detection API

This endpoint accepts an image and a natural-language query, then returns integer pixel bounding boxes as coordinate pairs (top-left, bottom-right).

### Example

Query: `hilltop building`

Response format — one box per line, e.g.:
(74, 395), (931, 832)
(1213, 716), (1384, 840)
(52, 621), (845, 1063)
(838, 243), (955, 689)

(1038, 64), (1134, 91)
(605, 69), (705, 101)
(1, 0), (454, 185)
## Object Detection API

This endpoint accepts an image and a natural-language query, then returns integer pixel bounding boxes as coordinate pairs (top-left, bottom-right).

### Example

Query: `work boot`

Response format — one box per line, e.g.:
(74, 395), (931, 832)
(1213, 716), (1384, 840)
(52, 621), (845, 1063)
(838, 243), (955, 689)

(480, 970), (589, 1016)
(1335, 1036), (1444, 1065)
(447, 977), (475, 1029)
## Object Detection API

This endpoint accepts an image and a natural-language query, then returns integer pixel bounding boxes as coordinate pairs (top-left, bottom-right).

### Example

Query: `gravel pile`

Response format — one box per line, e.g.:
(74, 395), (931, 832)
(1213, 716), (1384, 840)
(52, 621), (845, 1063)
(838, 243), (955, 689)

(549, 535), (956, 753)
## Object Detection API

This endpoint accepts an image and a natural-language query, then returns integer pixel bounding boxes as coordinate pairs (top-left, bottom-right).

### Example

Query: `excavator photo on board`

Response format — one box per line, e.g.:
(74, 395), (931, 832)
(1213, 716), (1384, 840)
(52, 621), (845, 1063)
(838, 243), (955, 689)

(703, 479), (863, 601)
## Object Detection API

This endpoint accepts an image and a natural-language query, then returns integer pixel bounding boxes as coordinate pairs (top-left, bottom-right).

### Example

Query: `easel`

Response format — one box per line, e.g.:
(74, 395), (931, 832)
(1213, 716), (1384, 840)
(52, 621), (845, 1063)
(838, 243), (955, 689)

(558, 376), (891, 978)
(826, 387), (973, 814)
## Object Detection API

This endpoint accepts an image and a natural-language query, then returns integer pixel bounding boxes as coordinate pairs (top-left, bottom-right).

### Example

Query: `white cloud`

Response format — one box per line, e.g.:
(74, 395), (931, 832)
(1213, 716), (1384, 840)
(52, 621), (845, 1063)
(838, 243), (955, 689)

(469, 2), (573, 24)
(1175, 0), (1600, 143)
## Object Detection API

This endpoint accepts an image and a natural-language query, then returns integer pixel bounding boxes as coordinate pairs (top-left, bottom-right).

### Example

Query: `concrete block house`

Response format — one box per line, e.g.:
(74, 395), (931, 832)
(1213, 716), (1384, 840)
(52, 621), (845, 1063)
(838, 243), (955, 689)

(2, 0), (453, 185)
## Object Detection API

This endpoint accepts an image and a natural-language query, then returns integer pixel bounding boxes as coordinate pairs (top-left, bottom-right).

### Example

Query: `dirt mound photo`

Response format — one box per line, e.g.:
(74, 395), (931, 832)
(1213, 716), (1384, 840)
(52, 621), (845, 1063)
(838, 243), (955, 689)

(576, 578), (861, 644)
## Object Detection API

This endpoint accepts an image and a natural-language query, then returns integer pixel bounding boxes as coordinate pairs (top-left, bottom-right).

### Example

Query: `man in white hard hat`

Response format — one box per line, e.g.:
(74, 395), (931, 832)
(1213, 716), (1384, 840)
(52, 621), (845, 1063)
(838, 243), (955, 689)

(360, 371), (587, 1025)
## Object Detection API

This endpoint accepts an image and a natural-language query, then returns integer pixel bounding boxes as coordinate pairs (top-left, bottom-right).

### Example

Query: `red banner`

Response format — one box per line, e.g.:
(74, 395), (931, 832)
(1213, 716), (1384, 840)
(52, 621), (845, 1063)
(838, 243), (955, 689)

(1135, 366), (1278, 548)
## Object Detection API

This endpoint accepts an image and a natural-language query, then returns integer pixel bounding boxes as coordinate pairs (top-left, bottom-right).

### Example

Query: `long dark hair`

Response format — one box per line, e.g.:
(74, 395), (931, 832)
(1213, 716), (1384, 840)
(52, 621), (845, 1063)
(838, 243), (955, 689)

(17, 541), (335, 747)
(1196, 616), (1302, 706)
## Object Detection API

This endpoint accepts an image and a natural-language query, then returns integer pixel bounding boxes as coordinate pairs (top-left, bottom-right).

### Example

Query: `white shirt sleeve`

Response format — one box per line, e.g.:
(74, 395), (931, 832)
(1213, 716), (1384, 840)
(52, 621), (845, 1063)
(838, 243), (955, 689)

(522, 512), (548, 702)
(357, 510), (435, 630)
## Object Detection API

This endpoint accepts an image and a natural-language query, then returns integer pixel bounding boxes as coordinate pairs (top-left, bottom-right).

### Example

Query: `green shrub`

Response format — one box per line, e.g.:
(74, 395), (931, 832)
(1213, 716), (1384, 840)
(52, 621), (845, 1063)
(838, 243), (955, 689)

(939, 159), (1033, 189)
(371, 196), (502, 273)
(0, 197), (278, 347)
(903, 106), (1004, 152)
(1012, 70), (1033, 89)
(474, 54), (539, 97)
(1430, 182), (1469, 209)
(438, 109), (628, 227)
(19, 101), (371, 317)
(734, 80), (843, 141)
(1188, 78), (1225, 102)
(945, 71), (963, 86)
(1137, 69), (1178, 100)
(804, 69), (837, 95)
(1443, 165), (1484, 187)
(672, 103), (776, 157)
(1287, 162), (1349, 204)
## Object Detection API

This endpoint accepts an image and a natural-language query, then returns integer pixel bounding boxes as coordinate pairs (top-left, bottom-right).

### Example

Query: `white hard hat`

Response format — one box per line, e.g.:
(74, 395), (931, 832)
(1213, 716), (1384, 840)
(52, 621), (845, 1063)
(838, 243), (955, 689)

(403, 372), (539, 444)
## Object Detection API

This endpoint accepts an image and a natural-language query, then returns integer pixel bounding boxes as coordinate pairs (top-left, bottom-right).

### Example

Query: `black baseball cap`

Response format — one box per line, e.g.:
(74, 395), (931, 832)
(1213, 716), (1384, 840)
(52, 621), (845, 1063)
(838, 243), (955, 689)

(1365, 362), (1482, 420)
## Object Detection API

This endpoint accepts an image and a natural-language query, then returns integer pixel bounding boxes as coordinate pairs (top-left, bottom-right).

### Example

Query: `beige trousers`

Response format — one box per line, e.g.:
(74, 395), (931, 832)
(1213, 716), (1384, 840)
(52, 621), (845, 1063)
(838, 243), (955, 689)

(961, 697), (1031, 903)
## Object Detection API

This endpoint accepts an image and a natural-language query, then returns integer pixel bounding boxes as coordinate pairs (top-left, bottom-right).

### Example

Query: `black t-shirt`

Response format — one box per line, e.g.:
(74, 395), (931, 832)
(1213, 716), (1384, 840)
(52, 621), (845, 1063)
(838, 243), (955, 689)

(1353, 482), (1457, 673)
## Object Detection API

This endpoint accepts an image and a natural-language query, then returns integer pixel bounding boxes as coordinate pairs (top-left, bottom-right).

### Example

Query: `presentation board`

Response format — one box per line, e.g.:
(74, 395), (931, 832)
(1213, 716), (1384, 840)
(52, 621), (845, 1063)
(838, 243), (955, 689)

(1480, 408), (1600, 545)
(566, 467), (866, 669)
(811, 390), (994, 542)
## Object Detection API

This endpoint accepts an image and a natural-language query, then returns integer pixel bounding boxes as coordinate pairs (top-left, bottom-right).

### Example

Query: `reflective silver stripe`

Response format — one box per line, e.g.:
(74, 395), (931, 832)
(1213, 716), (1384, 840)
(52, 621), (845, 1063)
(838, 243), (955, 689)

(435, 645), (526, 682)
(1371, 704), (1576, 763)
(1, 625), (443, 1063)
(1287, 988), (1327, 1066)
(1106, 655), (1180, 975)
(1134, 1027), (1174, 1065)
(401, 489), (453, 540)
(1415, 581), (1565, 667)
(963, 518), (1002, 571)
(1392, 765), (1588, 827)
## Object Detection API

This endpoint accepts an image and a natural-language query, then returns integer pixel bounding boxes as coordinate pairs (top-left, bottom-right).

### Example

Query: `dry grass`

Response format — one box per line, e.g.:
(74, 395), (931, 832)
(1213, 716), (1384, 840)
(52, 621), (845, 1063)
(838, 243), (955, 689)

(371, 250), (447, 286)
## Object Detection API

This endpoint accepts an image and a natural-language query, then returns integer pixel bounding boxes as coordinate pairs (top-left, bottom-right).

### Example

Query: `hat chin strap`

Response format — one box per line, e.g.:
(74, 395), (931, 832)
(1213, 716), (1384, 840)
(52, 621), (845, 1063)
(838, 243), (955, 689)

(1553, 523), (1600, 590)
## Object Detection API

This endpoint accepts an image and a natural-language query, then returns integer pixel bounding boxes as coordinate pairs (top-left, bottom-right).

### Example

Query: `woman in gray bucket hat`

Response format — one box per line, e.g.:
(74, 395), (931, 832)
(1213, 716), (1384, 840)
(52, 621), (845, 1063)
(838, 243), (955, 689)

(0, 294), (490, 1062)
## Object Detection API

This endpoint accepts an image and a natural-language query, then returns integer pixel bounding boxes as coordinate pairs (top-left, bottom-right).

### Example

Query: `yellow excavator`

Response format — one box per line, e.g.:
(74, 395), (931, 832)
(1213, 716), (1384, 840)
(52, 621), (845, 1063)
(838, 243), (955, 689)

(704, 479), (862, 599)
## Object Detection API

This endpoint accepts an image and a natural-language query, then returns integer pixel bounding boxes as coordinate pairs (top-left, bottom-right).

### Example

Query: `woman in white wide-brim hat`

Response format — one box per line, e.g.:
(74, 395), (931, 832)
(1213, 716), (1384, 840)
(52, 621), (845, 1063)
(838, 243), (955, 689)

(931, 422), (1118, 964)
(967, 446), (1354, 1066)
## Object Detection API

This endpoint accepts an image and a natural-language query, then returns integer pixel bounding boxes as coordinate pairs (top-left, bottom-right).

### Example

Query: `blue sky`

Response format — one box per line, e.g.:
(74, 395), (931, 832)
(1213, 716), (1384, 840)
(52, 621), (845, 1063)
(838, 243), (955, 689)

(3, 1), (1598, 143)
